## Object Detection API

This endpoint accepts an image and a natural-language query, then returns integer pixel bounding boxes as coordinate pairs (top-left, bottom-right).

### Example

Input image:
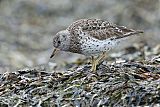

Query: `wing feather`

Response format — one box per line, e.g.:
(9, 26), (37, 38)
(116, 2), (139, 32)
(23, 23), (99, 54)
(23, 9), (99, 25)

(67, 19), (143, 40)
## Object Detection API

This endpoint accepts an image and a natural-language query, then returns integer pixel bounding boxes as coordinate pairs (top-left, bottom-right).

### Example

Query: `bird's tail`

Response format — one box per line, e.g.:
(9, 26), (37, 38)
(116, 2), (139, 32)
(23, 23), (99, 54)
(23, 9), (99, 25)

(115, 30), (144, 39)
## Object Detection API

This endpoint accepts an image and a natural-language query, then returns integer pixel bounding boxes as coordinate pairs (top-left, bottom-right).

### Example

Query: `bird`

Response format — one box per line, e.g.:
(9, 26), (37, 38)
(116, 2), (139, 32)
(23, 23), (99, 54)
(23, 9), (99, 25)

(50, 19), (143, 71)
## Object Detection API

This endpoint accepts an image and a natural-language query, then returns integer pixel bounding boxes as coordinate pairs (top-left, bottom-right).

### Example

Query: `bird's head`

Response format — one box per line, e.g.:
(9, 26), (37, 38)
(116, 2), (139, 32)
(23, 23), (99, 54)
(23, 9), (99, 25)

(50, 30), (70, 58)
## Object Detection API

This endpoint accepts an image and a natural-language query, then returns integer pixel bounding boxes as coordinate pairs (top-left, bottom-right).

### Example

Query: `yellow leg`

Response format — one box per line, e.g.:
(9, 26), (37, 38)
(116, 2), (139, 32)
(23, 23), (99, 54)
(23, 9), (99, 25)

(91, 56), (96, 71)
(90, 52), (107, 72)
(96, 52), (107, 64)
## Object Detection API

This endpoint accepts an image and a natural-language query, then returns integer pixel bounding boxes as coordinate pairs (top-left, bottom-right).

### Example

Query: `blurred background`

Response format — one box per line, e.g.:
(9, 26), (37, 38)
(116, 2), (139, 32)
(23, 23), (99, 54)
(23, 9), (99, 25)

(0, 0), (160, 72)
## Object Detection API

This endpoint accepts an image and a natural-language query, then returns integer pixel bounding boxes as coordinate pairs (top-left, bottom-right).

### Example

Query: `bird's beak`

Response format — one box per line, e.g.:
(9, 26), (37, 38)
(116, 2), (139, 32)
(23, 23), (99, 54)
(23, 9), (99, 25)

(50, 48), (59, 58)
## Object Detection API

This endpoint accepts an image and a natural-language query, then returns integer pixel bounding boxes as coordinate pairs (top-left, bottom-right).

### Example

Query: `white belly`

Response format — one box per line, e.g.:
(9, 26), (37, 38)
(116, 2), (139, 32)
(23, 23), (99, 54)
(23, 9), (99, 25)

(80, 36), (120, 56)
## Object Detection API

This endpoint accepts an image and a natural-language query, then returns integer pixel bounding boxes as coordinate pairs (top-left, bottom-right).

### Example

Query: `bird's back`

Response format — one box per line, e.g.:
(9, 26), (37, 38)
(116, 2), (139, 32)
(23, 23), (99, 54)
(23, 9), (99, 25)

(67, 19), (143, 40)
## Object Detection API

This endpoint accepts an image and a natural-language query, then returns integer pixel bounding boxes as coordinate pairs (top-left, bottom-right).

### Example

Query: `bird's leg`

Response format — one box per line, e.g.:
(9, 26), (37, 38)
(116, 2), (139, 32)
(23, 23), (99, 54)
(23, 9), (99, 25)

(90, 52), (107, 72)
(94, 52), (107, 67)
(96, 52), (107, 63)
(91, 56), (96, 72)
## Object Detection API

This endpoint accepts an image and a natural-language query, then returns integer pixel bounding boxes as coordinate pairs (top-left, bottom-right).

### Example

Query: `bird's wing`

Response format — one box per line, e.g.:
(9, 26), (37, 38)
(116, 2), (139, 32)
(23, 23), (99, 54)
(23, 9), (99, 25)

(67, 19), (143, 40)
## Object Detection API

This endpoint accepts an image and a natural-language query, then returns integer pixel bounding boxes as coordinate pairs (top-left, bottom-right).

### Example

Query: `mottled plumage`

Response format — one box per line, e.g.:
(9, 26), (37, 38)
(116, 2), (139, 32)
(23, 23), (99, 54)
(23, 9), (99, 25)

(51, 19), (143, 56)
(67, 19), (143, 40)
(50, 18), (143, 71)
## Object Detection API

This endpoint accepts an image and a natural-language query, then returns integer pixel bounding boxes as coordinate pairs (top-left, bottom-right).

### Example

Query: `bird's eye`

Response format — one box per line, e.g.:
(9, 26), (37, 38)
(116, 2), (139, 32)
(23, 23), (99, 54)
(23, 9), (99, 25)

(58, 41), (61, 44)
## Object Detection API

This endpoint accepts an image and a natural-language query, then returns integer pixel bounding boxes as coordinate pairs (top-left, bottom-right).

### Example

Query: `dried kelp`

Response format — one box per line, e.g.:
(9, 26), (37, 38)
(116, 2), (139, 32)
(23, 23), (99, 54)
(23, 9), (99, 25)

(0, 44), (160, 107)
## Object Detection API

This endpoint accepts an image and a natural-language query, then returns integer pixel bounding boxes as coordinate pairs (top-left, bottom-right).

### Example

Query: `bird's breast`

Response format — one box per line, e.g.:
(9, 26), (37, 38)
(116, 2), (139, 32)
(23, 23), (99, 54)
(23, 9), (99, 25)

(80, 37), (119, 56)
